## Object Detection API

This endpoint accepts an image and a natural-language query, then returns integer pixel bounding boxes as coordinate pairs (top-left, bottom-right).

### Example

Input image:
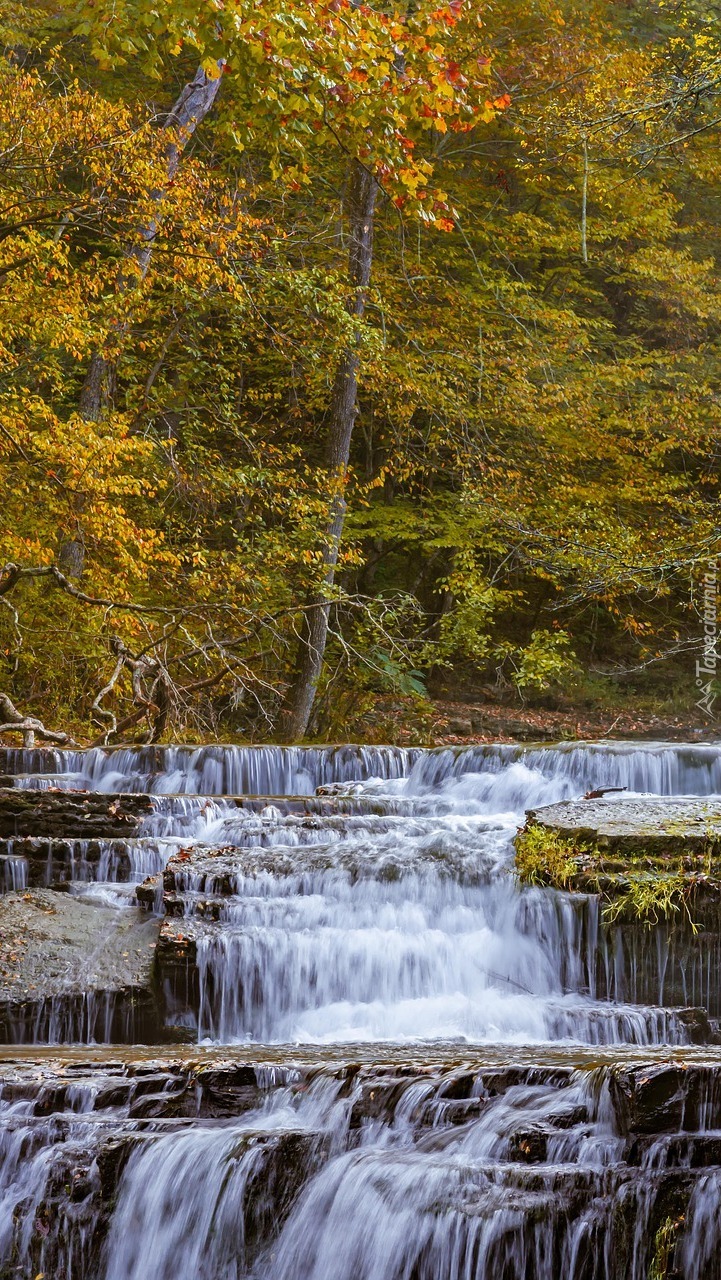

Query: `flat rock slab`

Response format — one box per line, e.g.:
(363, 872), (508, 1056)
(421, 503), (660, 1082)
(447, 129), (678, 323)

(527, 798), (721, 855)
(516, 799), (721, 923)
(0, 889), (160, 1003)
(0, 788), (152, 839)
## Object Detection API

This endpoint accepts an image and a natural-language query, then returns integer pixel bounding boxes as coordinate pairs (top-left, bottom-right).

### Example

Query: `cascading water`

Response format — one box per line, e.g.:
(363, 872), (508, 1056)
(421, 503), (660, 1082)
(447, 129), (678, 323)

(4, 1050), (721, 1280)
(6, 738), (721, 795)
(150, 743), (721, 1048)
(2, 738), (721, 1278)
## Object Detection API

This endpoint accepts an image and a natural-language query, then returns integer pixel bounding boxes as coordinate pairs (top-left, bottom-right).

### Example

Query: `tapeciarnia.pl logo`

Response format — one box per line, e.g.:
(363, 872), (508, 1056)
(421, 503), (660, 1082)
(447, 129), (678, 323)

(695, 560), (719, 718)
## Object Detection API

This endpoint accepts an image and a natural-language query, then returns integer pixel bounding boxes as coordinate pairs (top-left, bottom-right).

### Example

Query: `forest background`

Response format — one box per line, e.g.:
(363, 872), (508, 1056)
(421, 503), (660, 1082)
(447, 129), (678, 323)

(1, 0), (720, 747)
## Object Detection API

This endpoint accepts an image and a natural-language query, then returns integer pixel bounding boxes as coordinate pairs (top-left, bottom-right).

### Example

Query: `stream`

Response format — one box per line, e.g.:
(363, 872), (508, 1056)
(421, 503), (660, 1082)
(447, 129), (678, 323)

(2, 740), (721, 1277)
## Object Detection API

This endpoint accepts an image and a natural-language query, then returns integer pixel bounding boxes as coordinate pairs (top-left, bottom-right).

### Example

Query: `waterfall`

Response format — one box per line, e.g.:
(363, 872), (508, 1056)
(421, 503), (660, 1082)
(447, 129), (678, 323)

(3, 739), (721, 796)
(2, 738), (721, 1277)
(3, 1054), (721, 1280)
(4, 740), (721, 1047)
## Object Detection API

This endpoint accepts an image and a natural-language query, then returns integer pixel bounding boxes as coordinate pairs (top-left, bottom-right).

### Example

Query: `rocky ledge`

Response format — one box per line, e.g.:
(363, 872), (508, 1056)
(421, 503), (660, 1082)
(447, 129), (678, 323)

(0, 787), (152, 838)
(4, 1049), (721, 1280)
(515, 797), (721, 909)
(513, 796), (721, 1019)
(526, 796), (721, 854)
(0, 889), (160, 1043)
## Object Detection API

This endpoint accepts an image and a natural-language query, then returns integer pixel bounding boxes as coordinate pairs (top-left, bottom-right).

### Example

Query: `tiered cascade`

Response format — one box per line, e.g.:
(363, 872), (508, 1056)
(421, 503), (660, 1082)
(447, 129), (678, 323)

(1, 740), (721, 1278)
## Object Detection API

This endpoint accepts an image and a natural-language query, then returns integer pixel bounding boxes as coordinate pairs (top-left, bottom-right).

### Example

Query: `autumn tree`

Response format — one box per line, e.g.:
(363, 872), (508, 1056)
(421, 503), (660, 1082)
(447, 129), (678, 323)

(76, 0), (501, 738)
(1, 0), (720, 745)
(0, 45), (317, 741)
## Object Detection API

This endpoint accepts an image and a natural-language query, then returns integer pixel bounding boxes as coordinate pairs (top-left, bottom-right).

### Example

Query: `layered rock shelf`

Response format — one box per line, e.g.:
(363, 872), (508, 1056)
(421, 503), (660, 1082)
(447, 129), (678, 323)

(526, 794), (721, 854)
(0, 786), (153, 838)
(516, 796), (721, 901)
(515, 796), (721, 1022)
(3, 1046), (721, 1279)
(1, 836), (144, 889)
(0, 888), (160, 1043)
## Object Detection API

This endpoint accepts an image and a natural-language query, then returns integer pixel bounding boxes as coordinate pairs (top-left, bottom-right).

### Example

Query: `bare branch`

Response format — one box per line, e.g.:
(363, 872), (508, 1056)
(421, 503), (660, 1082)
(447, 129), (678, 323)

(0, 693), (77, 748)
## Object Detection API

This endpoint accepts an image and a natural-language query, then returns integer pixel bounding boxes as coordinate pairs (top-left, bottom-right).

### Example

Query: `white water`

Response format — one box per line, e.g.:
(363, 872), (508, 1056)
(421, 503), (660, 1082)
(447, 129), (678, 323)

(3, 741), (721, 1279)
(6, 739), (721, 796)
(64, 1059), (721, 1280)
(164, 745), (721, 1048)
(5, 741), (721, 1047)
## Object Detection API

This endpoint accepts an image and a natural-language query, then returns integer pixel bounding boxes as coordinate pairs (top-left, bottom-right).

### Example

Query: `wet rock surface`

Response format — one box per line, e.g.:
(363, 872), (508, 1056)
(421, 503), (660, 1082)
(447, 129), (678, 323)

(516, 803), (721, 1024)
(1, 836), (138, 888)
(0, 786), (152, 838)
(0, 889), (160, 1043)
(0, 889), (159, 1003)
(2, 1049), (721, 1279)
(528, 796), (721, 853)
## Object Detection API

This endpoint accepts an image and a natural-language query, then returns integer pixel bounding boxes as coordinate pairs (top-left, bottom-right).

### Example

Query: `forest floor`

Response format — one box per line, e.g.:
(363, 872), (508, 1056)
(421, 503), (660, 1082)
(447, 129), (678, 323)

(0, 689), (716, 751)
(430, 699), (720, 745)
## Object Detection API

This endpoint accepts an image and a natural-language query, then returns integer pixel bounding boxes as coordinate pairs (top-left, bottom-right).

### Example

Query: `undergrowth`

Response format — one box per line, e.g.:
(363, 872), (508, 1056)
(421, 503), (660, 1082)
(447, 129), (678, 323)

(514, 825), (580, 889)
(648, 1214), (684, 1280)
(515, 823), (701, 930)
(602, 871), (698, 932)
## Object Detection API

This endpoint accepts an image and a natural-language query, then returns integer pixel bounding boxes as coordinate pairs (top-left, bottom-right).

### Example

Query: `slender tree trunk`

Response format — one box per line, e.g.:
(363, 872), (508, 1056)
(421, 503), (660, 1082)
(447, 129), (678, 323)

(71, 64), (223, 735)
(581, 136), (589, 265)
(277, 160), (377, 742)
(78, 63), (223, 422)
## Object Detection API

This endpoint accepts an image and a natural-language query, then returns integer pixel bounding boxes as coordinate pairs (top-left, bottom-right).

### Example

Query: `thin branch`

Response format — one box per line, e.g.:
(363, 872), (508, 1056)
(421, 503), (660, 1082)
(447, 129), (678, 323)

(580, 136), (589, 265)
(0, 693), (77, 747)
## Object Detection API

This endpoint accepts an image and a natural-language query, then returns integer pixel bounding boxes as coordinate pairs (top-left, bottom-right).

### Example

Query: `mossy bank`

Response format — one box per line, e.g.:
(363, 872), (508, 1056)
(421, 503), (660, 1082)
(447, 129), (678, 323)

(514, 798), (721, 926)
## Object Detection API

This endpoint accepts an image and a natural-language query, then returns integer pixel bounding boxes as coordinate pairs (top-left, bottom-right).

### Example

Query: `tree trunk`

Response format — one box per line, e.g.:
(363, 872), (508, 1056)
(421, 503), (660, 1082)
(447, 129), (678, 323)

(277, 160), (377, 742)
(78, 63), (223, 422)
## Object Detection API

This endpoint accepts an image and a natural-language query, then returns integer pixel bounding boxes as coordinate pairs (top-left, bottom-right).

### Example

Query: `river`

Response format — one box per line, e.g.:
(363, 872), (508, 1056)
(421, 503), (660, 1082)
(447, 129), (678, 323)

(1, 740), (721, 1277)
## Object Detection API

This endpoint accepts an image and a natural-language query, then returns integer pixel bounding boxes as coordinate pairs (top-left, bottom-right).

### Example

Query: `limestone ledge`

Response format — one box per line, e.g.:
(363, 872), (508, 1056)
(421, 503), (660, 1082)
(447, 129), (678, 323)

(515, 797), (721, 918)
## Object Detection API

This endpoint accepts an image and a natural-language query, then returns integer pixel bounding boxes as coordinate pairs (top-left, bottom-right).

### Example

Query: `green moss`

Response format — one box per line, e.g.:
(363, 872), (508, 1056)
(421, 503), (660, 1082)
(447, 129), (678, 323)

(602, 871), (698, 931)
(514, 825), (581, 889)
(514, 822), (700, 929)
(648, 1214), (683, 1280)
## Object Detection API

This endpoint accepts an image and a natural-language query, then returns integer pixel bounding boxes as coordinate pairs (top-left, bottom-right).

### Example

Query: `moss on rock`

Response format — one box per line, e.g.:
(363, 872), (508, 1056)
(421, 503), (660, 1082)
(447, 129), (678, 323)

(514, 799), (721, 927)
(514, 825), (583, 890)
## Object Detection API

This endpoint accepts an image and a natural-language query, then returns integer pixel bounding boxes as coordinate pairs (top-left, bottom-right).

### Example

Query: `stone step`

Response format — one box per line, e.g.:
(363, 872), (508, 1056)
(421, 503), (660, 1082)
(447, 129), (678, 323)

(0, 838), (154, 889)
(6, 1049), (721, 1131)
(610, 1061), (721, 1133)
(0, 987), (160, 1046)
(517, 797), (721, 914)
(0, 788), (153, 839)
(150, 836), (491, 904)
(4, 1049), (721, 1280)
(523, 796), (721, 865)
(0, 889), (162, 1045)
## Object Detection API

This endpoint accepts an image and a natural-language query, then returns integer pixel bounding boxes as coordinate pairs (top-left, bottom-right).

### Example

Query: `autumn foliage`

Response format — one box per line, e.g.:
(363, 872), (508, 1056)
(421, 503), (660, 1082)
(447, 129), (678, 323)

(0, 0), (719, 741)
